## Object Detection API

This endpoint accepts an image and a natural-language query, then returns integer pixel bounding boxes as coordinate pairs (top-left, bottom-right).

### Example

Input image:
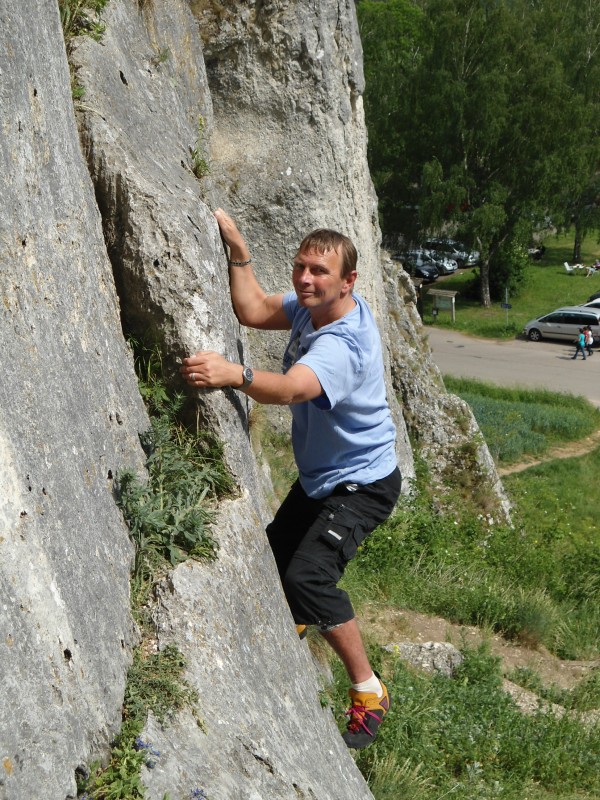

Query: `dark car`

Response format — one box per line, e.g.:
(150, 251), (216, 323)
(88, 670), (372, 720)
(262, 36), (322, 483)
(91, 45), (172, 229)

(411, 262), (439, 282)
(392, 252), (439, 283)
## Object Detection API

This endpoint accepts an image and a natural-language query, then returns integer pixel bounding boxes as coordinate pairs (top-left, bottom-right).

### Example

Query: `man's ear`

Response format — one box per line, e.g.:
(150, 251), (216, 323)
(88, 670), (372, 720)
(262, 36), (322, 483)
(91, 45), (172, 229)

(344, 270), (358, 293)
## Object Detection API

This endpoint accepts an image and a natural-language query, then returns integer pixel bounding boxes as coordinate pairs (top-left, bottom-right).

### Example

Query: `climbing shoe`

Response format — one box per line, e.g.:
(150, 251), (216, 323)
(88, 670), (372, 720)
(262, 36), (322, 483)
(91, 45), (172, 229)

(342, 677), (390, 749)
(296, 624), (307, 640)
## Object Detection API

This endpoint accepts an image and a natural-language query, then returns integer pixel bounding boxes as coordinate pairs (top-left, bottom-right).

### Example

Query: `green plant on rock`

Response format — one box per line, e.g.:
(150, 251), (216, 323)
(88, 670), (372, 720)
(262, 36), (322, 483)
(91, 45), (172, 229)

(118, 338), (232, 611)
(59, 0), (108, 47)
(190, 115), (210, 180)
(117, 413), (219, 595)
(59, 0), (109, 99)
(150, 47), (171, 68)
(78, 339), (229, 798)
(80, 645), (202, 799)
(124, 644), (203, 730)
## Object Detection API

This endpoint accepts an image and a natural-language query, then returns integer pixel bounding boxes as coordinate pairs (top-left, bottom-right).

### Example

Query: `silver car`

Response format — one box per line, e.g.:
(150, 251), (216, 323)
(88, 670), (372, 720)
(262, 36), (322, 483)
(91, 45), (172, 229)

(523, 307), (600, 342)
(403, 248), (458, 275)
(423, 238), (480, 268)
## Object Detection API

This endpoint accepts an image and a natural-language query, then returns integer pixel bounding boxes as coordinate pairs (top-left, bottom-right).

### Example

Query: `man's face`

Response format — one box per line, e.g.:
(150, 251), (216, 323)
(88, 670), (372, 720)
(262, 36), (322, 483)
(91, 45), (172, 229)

(292, 247), (355, 314)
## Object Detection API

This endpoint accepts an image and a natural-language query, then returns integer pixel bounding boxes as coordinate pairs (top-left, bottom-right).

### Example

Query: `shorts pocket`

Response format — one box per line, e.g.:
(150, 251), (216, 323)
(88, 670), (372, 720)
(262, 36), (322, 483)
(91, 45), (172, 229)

(317, 503), (361, 562)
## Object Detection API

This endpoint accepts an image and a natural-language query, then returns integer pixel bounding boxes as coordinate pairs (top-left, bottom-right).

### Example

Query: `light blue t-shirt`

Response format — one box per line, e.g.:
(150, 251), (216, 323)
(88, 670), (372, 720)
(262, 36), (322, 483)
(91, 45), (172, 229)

(282, 291), (397, 498)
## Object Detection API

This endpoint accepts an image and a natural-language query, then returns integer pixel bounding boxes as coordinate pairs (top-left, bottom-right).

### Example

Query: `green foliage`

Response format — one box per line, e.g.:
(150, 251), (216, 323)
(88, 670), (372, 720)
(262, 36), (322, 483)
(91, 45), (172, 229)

(342, 462), (600, 658)
(257, 380), (600, 798)
(359, 0), (600, 303)
(502, 451), (600, 638)
(124, 645), (202, 730)
(357, 0), (426, 239)
(59, 0), (108, 98)
(508, 665), (600, 713)
(82, 741), (146, 799)
(117, 340), (232, 608)
(80, 646), (202, 798)
(117, 415), (218, 579)
(487, 236), (530, 301)
(80, 340), (228, 798)
(59, 0), (108, 47)
(444, 376), (600, 464)
(191, 115), (210, 180)
(150, 47), (171, 68)
(330, 644), (600, 799)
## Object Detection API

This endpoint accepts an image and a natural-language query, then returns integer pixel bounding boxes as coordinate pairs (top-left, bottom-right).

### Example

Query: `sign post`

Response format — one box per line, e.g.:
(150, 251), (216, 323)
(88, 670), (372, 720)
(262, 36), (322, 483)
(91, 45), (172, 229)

(427, 289), (459, 323)
(501, 288), (512, 327)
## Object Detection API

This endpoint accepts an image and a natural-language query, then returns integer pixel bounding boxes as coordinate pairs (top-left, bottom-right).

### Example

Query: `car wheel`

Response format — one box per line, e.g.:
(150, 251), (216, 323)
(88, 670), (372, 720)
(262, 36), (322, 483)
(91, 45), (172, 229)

(528, 328), (542, 342)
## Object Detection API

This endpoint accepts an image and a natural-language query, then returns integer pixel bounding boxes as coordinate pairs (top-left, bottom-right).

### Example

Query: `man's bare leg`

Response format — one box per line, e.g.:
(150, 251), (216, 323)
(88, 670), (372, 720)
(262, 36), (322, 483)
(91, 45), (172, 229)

(322, 617), (390, 749)
(320, 617), (373, 684)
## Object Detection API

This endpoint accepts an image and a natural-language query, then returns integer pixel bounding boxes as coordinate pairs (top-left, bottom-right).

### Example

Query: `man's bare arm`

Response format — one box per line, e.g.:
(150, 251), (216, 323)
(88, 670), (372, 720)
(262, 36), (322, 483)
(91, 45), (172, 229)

(180, 352), (323, 405)
(215, 208), (291, 331)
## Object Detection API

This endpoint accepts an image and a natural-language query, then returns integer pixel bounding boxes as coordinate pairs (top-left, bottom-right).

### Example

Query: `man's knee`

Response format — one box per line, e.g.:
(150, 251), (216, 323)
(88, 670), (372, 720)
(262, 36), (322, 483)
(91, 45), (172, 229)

(282, 556), (323, 605)
(283, 556), (352, 626)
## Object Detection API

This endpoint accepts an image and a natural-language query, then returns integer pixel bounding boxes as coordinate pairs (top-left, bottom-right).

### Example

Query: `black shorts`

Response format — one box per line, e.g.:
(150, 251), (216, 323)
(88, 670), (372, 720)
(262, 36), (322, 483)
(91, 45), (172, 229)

(265, 467), (401, 628)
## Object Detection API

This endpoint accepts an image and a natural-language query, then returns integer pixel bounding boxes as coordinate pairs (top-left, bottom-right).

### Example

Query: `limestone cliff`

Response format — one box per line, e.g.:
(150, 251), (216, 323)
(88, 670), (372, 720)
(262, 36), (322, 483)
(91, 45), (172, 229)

(0, 2), (147, 797)
(0, 1), (508, 799)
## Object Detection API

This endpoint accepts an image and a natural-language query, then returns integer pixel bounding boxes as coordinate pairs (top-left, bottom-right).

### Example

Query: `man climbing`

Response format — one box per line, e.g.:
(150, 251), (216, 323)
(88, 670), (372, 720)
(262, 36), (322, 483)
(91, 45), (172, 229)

(181, 208), (401, 749)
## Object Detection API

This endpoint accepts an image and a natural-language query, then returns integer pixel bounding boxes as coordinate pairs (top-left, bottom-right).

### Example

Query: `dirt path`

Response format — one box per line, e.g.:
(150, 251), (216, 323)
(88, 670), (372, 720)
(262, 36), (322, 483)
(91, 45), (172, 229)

(497, 427), (600, 476)
(358, 605), (598, 692)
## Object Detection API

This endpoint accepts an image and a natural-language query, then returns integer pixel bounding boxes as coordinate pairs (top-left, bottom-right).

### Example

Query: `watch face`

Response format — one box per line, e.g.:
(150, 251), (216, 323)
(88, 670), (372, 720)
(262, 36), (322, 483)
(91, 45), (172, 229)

(243, 366), (254, 385)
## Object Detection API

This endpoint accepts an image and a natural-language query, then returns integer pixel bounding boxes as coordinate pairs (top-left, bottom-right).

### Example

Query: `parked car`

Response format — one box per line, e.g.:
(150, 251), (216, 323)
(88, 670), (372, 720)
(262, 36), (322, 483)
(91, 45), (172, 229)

(423, 238), (480, 268)
(587, 291), (600, 303)
(402, 248), (457, 275)
(579, 299), (600, 310)
(523, 306), (600, 342)
(392, 252), (439, 283)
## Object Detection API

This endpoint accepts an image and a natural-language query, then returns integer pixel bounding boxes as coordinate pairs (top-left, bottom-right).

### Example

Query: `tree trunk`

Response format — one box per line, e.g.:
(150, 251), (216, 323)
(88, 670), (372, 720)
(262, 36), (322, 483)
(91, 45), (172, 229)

(572, 220), (582, 262)
(479, 257), (491, 307)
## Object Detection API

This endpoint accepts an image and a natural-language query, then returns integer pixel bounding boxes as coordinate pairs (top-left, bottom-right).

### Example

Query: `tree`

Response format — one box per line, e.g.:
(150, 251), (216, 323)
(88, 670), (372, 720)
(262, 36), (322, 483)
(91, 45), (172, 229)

(541, 0), (600, 261)
(413, 0), (588, 305)
(356, 0), (426, 245)
(358, 0), (598, 305)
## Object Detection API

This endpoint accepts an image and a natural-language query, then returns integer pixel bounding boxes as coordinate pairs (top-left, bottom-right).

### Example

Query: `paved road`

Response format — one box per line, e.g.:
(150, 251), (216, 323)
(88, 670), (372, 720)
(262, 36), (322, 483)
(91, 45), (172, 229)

(425, 326), (600, 407)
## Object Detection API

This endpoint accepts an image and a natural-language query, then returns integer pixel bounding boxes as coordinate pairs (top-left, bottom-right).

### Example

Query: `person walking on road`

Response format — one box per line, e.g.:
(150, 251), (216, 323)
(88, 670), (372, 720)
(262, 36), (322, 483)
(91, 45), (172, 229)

(584, 326), (594, 356)
(572, 328), (587, 360)
(180, 208), (401, 750)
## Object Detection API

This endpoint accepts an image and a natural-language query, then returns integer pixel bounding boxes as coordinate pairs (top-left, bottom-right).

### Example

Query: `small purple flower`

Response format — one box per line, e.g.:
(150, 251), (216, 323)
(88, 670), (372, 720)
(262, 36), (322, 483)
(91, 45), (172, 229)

(134, 736), (161, 768)
(134, 737), (161, 757)
(191, 789), (207, 800)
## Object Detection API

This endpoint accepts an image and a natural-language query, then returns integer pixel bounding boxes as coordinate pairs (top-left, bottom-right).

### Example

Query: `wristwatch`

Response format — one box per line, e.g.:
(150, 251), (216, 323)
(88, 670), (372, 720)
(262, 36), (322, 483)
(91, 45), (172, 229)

(240, 365), (254, 389)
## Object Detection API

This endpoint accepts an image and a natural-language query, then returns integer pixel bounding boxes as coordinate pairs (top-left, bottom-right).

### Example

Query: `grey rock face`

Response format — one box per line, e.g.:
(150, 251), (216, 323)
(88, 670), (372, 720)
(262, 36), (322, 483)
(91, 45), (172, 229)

(72, 1), (375, 797)
(0, 2), (148, 798)
(382, 260), (511, 521)
(1, 0), (510, 797)
(73, 0), (263, 496)
(143, 495), (373, 800)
